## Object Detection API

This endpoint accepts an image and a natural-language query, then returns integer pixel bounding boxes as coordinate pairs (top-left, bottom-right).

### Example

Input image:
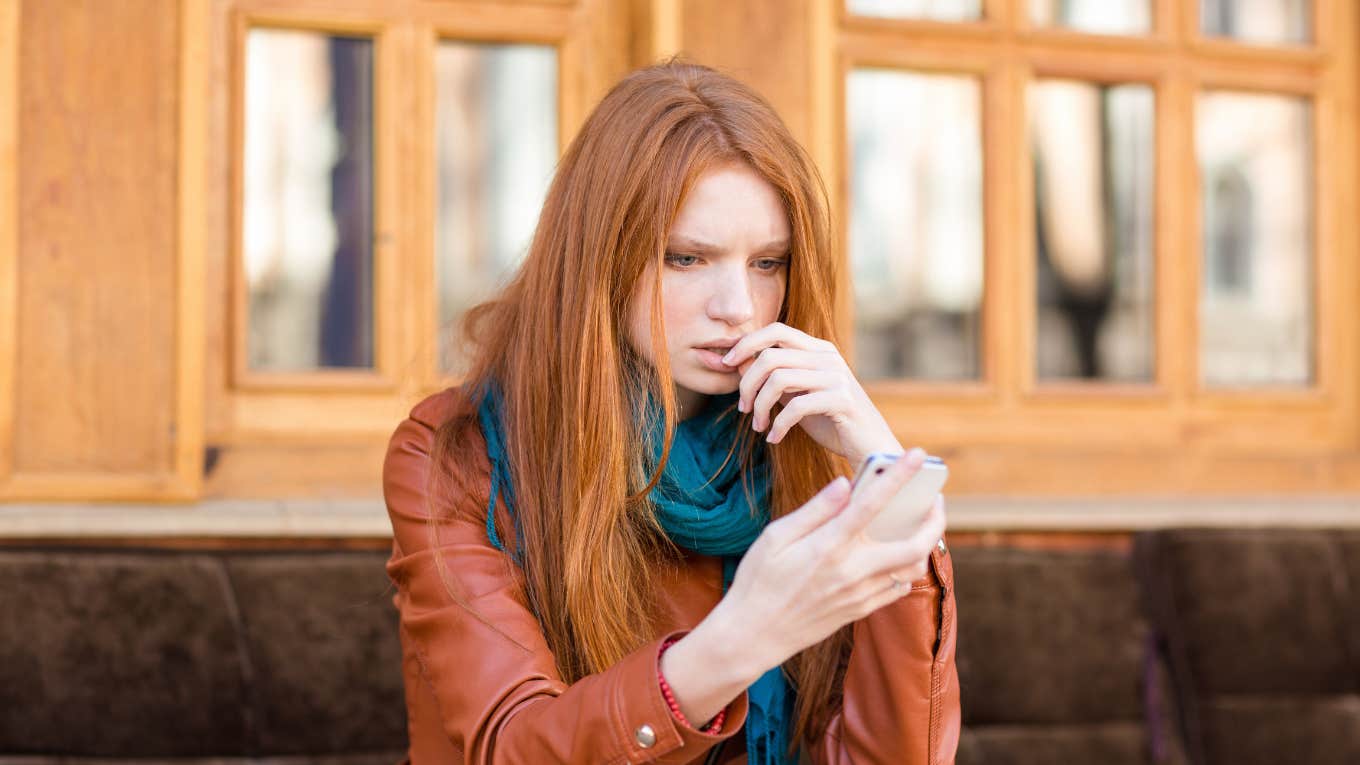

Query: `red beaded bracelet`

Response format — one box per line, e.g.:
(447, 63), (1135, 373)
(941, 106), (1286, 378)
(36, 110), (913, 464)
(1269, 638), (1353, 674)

(658, 635), (726, 734)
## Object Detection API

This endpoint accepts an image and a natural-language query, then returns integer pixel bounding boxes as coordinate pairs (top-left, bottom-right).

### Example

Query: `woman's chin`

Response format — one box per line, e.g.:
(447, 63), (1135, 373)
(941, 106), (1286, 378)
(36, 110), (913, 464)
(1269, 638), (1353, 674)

(675, 367), (739, 394)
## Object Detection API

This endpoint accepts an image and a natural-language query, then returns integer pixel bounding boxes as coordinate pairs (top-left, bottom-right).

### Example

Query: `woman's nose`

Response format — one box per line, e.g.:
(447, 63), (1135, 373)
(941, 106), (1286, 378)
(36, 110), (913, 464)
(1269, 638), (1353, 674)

(707, 269), (756, 325)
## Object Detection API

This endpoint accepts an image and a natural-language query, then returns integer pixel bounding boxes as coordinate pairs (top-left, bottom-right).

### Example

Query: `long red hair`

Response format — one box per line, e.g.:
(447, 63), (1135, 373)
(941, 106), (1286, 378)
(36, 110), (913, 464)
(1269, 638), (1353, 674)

(427, 56), (852, 754)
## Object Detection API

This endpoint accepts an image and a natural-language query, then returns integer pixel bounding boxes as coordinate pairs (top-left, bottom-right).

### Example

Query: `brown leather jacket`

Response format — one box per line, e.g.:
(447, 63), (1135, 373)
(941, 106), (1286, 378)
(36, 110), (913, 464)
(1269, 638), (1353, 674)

(383, 387), (961, 764)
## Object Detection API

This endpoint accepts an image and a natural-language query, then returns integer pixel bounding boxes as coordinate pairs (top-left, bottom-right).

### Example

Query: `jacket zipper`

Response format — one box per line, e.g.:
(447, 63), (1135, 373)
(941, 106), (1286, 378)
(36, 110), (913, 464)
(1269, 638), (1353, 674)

(926, 548), (951, 765)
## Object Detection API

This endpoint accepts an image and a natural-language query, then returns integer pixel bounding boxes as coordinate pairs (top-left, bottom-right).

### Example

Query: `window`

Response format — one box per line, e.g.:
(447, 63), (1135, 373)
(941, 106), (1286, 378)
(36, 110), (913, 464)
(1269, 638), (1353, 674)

(837, 0), (1355, 494)
(197, 0), (1357, 499)
(205, 0), (615, 495)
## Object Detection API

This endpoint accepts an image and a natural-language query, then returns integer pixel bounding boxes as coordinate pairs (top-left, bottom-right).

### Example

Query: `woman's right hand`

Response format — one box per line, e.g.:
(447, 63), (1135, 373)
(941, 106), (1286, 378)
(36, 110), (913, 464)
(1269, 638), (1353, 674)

(712, 448), (947, 676)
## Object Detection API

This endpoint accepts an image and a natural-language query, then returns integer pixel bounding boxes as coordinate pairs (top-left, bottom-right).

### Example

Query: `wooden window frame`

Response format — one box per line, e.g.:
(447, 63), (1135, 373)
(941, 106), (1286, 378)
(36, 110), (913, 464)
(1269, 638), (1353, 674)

(831, 0), (1358, 493)
(228, 11), (402, 395)
(203, 0), (632, 497)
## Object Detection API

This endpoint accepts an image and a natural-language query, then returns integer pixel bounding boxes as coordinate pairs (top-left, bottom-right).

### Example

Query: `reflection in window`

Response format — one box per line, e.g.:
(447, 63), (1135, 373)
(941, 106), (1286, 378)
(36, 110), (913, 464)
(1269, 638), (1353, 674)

(1198, 91), (1313, 386)
(1201, 0), (1310, 45)
(1031, 81), (1154, 382)
(436, 42), (557, 375)
(243, 29), (374, 372)
(846, 0), (982, 22)
(847, 68), (983, 381)
(1030, 0), (1151, 35)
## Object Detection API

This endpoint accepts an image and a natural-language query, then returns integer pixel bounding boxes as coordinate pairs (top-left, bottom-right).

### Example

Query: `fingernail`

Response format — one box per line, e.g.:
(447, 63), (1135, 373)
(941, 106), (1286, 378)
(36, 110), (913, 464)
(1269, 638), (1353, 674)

(722, 351), (735, 364)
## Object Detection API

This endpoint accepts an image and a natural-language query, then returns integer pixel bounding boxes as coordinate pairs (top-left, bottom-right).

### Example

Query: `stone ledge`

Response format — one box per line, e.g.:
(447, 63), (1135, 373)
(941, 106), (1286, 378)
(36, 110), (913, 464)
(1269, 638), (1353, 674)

(0, 498), (391, 537)
(0, 495), (1357, 537)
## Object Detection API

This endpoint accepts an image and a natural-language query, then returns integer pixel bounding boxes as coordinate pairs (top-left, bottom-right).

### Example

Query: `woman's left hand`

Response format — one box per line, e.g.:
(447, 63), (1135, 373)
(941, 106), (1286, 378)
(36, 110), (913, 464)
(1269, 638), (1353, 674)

(721, 322), (902, 466)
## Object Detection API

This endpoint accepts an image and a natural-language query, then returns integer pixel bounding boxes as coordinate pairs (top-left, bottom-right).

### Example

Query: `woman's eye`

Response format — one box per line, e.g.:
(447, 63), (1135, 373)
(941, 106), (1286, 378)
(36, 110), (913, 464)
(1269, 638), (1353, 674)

(664, 253), (700, 267)
(756, 258), (789, 272)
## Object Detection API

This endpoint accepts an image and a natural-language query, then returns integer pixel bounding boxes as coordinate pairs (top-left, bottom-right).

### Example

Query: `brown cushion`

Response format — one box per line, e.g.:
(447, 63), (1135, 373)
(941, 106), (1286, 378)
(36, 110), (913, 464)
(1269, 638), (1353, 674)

(1134, 528), (1360, 765)
(0, 550), (248, 755)
(957, 722), (1172, 765)
(1199, 696), (1360, 765)
(952, 547), (1149, 725)
(223, 552), (406, 754)
(0, 548), (405, 758)
(1139, 530), (1355, 695)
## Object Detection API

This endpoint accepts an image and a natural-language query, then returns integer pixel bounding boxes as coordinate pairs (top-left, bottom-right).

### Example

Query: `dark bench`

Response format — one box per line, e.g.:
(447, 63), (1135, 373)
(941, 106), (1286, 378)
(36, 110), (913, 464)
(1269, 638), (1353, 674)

(952, 545), (1187, 765)
(1134, 529), (1360, 765)
(0, 547), (406, 763)
(3, 530), (1353, 765)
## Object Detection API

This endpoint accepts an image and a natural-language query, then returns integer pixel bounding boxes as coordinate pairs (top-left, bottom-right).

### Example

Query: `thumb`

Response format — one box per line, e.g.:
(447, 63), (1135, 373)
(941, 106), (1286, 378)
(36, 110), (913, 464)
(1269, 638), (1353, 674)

(766, 476), (851, 545)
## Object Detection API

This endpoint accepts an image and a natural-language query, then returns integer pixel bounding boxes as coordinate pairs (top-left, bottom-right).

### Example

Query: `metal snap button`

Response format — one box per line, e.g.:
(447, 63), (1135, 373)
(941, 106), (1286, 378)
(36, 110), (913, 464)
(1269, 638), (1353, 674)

(635, 724), (657, 748)
(937, 538), (948, 553)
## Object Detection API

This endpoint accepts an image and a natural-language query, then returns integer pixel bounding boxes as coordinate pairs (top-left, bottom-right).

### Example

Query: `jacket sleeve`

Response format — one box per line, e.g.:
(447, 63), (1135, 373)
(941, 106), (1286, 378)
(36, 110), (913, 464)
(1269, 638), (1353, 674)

(382, 407), (749, 765)
(811, 541), (961, 765)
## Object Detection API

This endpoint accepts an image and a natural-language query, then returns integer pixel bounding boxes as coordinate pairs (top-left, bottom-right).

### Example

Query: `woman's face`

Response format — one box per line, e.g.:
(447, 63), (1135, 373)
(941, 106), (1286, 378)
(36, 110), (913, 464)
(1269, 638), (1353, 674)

(626, 161), (791, 418)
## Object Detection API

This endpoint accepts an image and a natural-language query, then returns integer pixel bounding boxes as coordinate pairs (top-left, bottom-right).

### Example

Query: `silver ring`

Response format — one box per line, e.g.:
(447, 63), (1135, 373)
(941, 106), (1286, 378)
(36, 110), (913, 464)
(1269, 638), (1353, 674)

(888, 573), (906, 589)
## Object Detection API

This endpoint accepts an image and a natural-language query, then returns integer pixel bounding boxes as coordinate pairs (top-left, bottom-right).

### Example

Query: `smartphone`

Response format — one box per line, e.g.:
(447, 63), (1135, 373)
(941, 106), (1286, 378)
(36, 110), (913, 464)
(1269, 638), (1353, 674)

(849, 452), (948, 542)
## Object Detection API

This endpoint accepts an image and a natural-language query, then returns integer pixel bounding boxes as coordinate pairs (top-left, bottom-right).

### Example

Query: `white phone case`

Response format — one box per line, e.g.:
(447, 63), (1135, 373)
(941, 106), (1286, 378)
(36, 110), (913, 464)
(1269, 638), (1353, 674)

(849, 452), (949, 542)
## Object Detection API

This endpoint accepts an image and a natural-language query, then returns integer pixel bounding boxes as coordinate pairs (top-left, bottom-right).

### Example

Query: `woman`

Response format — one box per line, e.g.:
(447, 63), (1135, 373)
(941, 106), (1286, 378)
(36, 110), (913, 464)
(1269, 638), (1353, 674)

(383, 58), (960, 765)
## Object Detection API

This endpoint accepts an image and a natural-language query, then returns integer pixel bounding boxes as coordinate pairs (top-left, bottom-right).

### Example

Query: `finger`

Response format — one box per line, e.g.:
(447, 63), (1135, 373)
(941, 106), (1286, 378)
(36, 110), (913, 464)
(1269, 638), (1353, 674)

(722, 322), (829, 368)
(763, 476), (851, 547)
(816, 448), (927, 546)
(739, 346), (826, 416)
(765, 388), (842, 444)
(856, 570), (917, 618)
(851, 495), (948, 579)
(752, 368), (838, 432)
(736, 347), (798, 414)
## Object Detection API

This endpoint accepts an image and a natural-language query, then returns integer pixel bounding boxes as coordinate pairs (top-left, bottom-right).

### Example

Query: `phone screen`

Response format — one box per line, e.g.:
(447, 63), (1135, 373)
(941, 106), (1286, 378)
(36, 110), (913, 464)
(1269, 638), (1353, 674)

(849, 453), (948, 542)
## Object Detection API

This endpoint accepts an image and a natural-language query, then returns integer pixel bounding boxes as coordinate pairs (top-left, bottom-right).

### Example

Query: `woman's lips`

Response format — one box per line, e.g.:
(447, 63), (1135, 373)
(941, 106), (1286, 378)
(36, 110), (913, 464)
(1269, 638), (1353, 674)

(695, 347), (738, 372)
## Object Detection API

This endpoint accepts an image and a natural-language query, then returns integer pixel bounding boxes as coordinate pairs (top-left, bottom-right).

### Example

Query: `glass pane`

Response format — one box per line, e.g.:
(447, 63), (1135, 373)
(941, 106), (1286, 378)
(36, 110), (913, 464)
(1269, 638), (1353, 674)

(1197, 91), (1313, 386)
(436, 41), (557, 375)
(1030, 0), (1151, 35)
(1201, 0), (1311, 45)
(1031, 81), (1155, 382)
(243, 29), (374, 371)
(847, 68), (983, 381)
(847, 0), (982, 22)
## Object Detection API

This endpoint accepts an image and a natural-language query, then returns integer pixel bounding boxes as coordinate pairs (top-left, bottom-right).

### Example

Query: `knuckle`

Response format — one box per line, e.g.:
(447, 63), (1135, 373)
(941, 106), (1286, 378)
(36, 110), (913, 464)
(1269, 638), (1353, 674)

(830, 557), (858, 584)
(762, 519), (790, 543)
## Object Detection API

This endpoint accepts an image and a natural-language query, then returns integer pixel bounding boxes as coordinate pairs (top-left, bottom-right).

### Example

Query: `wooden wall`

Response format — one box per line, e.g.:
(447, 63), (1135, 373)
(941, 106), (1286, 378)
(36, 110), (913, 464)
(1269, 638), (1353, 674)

(0, 1), (1356, 538)
(1, 0), (203, 501)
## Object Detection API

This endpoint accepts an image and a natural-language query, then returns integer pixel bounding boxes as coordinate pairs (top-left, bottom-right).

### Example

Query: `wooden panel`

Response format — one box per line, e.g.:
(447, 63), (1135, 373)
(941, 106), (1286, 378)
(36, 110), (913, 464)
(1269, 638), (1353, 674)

(678, 0), (814, 148)
(0, 0), (17, 481)
(1, 0), (204, 500)
(14, 0), (177, 473)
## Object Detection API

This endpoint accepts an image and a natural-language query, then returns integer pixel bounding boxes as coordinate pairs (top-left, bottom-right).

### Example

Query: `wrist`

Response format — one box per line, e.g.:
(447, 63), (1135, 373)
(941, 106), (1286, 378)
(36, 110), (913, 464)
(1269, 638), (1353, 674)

(847, 435), (904, 471)
(658, 615), (760, 731)
(685, 601), (772, 687)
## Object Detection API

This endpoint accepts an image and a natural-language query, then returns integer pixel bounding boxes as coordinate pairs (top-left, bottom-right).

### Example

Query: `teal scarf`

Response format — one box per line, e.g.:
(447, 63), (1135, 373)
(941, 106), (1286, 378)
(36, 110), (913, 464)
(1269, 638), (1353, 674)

(476, 380), (800, 765)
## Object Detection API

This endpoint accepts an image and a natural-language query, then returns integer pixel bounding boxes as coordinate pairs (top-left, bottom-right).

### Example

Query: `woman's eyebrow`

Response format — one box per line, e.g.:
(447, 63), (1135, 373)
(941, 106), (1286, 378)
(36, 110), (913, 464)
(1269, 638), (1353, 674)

(668, 235), (791, 254)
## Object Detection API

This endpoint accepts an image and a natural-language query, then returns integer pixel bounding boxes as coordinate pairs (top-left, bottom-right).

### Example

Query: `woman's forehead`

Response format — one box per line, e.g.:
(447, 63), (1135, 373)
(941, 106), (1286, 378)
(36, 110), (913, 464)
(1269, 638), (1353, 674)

(668, 173), (790, 250)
